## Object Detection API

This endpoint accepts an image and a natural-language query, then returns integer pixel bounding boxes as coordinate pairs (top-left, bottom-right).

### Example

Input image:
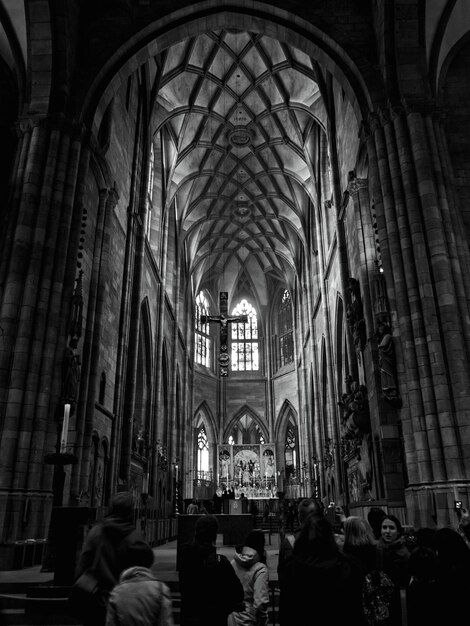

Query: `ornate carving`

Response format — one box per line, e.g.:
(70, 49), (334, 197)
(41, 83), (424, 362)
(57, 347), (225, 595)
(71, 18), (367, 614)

(367, 111), (382, 133)
(323, 438), (335, 470)
(347, 170), (368, 196)
(346, 277), (367, 352)
(69, 270), (83, 349)
(132, 421), (150, 459)
(338, 375), (370, 439)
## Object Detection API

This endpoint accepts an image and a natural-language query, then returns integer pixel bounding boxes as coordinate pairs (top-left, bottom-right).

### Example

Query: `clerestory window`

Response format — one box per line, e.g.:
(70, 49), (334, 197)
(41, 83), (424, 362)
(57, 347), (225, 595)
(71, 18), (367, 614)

(231, 299), (259, 371)
(279, 289), (294, 367)
(197, 425), (210, 480)
(195, 292), (210, 367)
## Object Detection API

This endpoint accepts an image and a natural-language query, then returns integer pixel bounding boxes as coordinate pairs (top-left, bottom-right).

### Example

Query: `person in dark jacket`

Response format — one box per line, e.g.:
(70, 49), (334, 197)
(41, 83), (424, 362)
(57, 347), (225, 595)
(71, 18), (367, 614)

(73, 491), (152, 626)
(434, 527), (470, 623)
(377, 514), (411, 589)
(277, 498), (322, 625)
(178, 515), (244, 626)
(281, 513), (359, 626)
(367, 507), (387, 541)
(406, 546), (439, 626)
(342, 515), (397, 626)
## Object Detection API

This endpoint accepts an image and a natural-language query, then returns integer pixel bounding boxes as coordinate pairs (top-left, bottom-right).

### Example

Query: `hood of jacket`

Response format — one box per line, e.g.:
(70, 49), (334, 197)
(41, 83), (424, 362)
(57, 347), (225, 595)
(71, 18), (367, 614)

(233, 546), (260, 569)
(119, 566), (156, 584)
(101, 515), (136, 544)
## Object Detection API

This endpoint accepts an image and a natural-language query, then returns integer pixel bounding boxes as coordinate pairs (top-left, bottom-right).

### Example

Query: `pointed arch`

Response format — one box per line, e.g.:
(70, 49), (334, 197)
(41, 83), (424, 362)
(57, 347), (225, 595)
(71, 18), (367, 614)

(194, 400), (217, 445)
(275, 399), (298, 442)
(224, 404), (268, 444)
(134, 299), (153, 442)
(335, 293), (349, 398)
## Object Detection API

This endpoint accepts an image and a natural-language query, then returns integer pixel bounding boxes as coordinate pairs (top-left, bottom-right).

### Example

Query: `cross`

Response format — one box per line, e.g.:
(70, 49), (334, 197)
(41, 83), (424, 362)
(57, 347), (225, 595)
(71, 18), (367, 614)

(200, 292), (247, 376)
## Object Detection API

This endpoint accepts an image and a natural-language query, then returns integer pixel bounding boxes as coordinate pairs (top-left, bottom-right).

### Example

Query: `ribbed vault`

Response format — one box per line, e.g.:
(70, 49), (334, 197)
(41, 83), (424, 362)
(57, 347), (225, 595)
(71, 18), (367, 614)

(150, 29), (326, 301)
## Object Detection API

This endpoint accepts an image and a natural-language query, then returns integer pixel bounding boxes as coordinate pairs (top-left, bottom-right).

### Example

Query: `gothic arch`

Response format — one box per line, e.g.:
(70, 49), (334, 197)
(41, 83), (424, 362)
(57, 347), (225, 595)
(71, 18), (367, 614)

(83, 2), (375, 135)
(194, 401), (217, 445)
(225, 404), (268, 444)
(335, 293), (349, 396)
(275, 399), (298, 443)
(134, 299), (153, 445)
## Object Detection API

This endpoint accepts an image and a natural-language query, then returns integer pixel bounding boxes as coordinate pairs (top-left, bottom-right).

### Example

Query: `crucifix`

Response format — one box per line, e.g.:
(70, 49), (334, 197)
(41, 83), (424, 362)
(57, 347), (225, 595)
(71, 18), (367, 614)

(200, 292), (248, 376)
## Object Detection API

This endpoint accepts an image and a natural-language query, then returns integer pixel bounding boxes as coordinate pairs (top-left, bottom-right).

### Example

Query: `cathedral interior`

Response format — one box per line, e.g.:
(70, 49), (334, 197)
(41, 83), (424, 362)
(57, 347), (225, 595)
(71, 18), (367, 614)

(1, 0), (470, 559)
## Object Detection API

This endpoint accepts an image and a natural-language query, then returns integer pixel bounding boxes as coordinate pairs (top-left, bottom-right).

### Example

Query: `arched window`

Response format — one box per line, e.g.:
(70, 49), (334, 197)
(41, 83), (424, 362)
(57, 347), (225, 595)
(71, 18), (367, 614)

(145, 143), (155, 239)
(279, 289), (294, 367)
(99, 372), (106, 405)
(231, 299), (259, 371)
(197, 425), (210, 480)
(285, 423), (297, 481)
(195, 292), (210, 367)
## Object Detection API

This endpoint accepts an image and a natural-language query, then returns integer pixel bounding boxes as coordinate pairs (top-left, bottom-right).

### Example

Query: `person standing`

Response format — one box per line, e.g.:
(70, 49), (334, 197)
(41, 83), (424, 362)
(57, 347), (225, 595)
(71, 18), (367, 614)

(281, 514), (357, 626)
(186, 499), (199, 515)
(277, 499), (322, 626)
(179, 515), (244, 626)
(229, 530), (269, 626)
(72, 492), (152, 626)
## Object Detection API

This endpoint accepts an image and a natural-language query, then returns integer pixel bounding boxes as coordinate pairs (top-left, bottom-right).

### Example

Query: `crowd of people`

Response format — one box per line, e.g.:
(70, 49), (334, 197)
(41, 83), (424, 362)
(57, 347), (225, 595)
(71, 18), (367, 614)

(277, 499), (470, 625)
(67, 491), (470, 626)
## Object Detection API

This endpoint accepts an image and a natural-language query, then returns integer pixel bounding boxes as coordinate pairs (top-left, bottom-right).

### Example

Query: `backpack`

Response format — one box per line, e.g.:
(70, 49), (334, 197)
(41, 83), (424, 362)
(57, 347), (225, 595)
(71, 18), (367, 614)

(362, 568), (395, 624)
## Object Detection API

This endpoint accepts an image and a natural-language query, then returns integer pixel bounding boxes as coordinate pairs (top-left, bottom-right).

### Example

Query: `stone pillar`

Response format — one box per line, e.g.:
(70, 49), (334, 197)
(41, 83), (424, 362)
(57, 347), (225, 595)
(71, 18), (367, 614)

(0, 115), (88, 540)
(366, 102), (470, 525)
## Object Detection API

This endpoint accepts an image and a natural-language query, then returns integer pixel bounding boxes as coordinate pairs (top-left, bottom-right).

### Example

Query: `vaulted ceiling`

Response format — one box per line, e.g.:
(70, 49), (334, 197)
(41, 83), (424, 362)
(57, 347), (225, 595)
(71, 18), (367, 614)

(150, 29), (325, 305)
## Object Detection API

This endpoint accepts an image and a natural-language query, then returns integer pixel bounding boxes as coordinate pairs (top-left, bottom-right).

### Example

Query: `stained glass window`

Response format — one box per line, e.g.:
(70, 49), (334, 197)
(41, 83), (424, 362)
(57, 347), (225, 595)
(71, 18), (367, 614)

(279, 289), (294, 367)
(231, 299), (259, 371)
(197, 425), (209, 477)
(195, 292), (210, 367)
(285, 424), (297, 480)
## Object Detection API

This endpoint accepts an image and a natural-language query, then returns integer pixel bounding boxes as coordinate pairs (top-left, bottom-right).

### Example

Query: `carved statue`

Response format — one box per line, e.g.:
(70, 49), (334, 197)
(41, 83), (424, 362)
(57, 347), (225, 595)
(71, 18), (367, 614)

(346, 277), (366, 352)
(61, 347), (81, 403)
(338, 375), (370, 438)
(375, 319), (401, 405)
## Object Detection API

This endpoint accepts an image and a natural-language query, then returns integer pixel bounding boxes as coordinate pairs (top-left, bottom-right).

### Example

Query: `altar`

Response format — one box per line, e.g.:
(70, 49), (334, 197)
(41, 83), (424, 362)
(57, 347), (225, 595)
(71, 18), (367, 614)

(218, 443), (277, 498)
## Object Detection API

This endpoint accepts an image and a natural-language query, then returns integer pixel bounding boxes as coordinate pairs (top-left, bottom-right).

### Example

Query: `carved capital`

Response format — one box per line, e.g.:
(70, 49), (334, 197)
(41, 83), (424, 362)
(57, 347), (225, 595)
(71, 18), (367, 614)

(347, 176), (368, 197)
(367, 111), (382, 133)
(14, 115), (46, 137)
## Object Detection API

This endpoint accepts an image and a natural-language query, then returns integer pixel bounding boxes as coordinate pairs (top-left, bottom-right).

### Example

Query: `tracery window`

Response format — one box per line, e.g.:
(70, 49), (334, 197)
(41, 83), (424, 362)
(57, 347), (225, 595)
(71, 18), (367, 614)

(279, 289), (294, 367)
(197, 425), (210, 479)
(285, 424), (297, 480)
(231, 299), (259, 371)
(195, 292), (210, 367)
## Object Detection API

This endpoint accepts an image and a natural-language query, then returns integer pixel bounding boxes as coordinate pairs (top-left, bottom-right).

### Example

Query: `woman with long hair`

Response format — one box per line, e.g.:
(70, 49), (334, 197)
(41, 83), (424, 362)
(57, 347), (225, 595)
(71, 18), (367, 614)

(281, 514), (359, 625)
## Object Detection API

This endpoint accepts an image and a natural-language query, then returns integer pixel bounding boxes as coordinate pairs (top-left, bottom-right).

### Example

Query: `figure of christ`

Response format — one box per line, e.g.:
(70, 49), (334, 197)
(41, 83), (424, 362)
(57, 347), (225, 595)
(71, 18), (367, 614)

(200, 292), (248, 376)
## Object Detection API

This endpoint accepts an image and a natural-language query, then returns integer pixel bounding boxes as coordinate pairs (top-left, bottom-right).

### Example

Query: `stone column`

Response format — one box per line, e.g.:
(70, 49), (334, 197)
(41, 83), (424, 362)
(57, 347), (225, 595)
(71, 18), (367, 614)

(0, 115), (88, 539)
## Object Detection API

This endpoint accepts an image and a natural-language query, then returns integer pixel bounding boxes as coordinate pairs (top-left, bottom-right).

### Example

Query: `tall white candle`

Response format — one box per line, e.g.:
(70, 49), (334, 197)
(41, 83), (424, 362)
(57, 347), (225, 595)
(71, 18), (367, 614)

(60, 403), (70, 453)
